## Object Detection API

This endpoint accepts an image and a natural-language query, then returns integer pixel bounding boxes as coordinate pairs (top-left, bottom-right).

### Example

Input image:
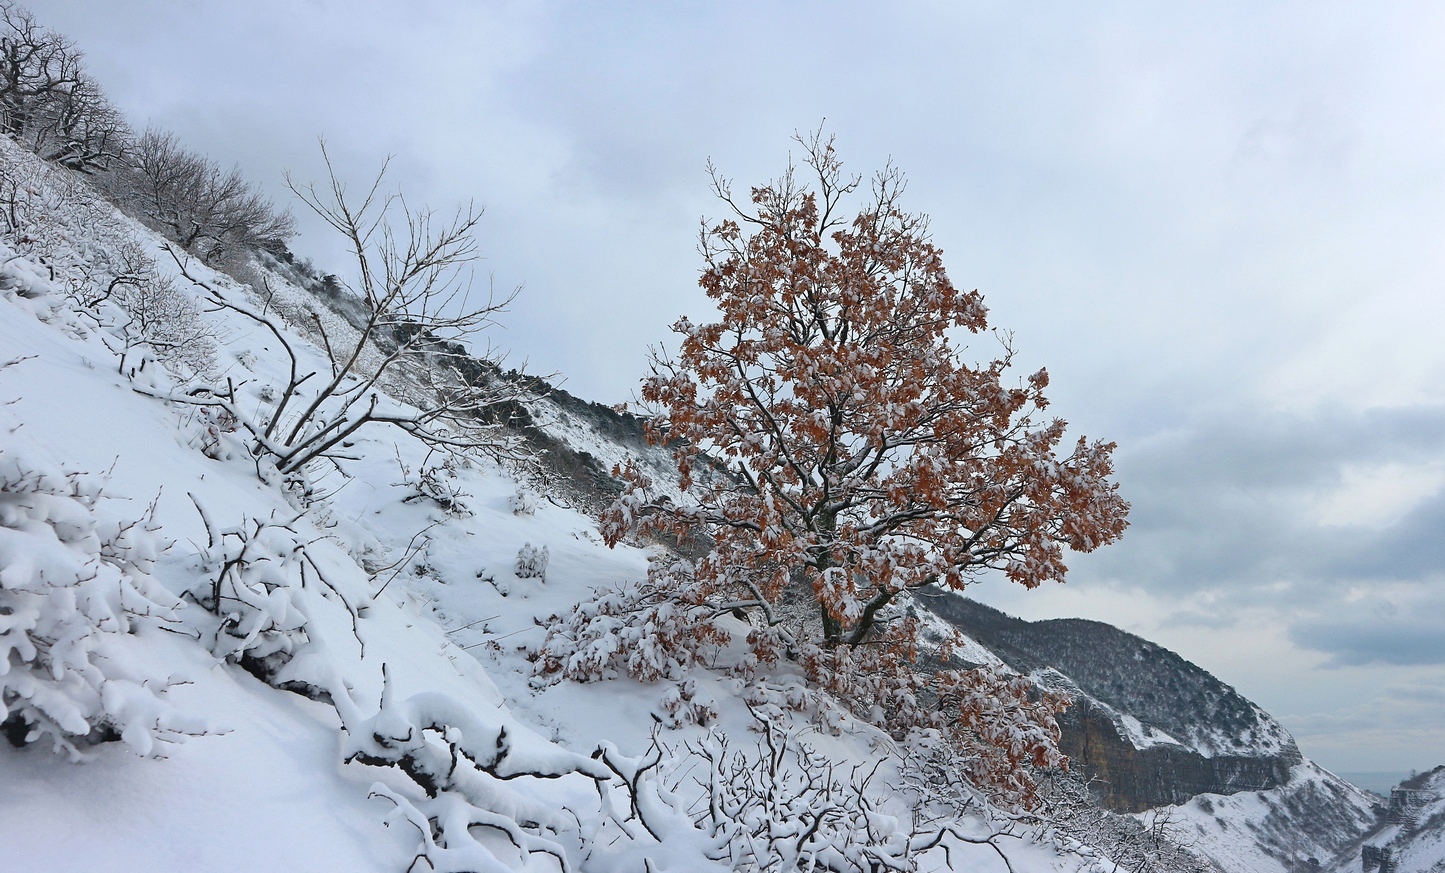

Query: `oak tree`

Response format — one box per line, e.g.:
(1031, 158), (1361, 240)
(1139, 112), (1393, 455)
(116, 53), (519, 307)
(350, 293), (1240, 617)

(574, 133), (1127, 806)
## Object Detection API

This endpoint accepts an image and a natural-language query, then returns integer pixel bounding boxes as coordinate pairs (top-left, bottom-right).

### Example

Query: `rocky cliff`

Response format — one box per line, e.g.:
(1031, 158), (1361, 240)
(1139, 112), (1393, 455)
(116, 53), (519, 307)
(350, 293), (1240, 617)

(920, 591), (1303, 812)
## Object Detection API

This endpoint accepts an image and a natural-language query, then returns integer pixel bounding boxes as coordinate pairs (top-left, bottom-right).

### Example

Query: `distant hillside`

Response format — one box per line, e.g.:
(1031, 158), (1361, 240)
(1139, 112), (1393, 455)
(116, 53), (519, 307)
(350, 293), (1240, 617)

(919, 591), (1380, 873)
(1327, 766), (1445, 873)
(921, 591), (1299, 808)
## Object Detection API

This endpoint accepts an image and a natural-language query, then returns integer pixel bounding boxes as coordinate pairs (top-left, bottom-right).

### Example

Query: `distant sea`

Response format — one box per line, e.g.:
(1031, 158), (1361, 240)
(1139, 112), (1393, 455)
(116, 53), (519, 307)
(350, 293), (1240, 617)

(1338, 771), (1412, 796)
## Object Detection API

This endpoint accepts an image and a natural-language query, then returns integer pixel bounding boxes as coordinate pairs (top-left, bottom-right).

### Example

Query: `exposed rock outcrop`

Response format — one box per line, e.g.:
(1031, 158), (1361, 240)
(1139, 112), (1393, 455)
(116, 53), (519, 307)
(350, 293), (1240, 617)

(1330, 766), (1445, 873)
(920, 592), (1302, 812)
(1062, 694), (1298, 812)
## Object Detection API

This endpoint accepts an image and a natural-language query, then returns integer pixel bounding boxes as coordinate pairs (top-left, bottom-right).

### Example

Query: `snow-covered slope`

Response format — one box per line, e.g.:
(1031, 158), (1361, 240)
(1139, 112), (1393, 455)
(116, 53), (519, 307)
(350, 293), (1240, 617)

(0, 135), (1129, 872)
(1326, 766), (1445, 873)
(1168, 760), (1379, 873)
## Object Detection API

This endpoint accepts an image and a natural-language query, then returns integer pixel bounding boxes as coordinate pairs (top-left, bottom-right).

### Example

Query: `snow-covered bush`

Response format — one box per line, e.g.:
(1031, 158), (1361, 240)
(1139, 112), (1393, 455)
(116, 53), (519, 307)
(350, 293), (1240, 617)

(397, 451), (471, 516)
(0, 136), (217, 379)
(0, 450), (206, 759)
(514, 541), (548, 580)
(791, 624), (1071, 809)
(189, 505), (326, 677)
(339, 667), (613, 873)
(510, 487), (538, 515)
(682, 717), (914, 873)
(192, 406), (240, 461)
(531, 578), (727, 683)
(1031, 771), (1213, 873)
(586, 714), (1034, 873)
(102, 251), (217, 379)
(659, 675), (718, 727)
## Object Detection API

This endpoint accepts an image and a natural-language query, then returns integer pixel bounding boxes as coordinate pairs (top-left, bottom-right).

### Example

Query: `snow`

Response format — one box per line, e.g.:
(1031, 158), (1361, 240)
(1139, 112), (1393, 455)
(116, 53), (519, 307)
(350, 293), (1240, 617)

(0, 136), (1121, 872)
(1116, 711), (1186, 751)
(1165, 760), (1378, 873)
(0, 641), (412, 873)
(0, 130), (1404, 873)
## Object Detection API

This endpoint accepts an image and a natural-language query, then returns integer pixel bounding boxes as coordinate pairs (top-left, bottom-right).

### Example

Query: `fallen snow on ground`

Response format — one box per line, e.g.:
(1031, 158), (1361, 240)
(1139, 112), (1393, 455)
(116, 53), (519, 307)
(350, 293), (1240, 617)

(0, 138), (1122, 872)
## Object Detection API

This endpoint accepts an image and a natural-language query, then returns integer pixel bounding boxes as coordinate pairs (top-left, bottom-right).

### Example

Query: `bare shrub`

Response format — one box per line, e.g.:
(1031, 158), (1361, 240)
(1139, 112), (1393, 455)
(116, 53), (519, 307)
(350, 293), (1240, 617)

(142, 145), (536, 481)
(121, 127), (294, 264)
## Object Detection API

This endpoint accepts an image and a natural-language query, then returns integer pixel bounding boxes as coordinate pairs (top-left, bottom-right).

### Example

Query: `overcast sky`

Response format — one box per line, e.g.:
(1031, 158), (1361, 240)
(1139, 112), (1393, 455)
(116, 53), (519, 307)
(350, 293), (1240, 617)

(31, 0), (1445, 775)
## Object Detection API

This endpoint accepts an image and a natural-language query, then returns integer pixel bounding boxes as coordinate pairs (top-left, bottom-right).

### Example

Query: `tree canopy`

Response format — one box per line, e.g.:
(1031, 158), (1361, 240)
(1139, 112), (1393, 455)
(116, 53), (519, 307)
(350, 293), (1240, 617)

(608, 132), (1128, 640)
(562, 131), (1130, 806)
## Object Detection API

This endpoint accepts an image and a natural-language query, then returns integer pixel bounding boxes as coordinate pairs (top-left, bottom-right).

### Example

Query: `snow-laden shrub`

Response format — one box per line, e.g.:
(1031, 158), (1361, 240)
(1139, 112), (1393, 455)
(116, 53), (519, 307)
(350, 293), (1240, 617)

(1034, 778), (1212, 873)
(104, 257), (217, 379)
(531, 578), (727, 684)
(0, 137), (217, 378)
(133, 153), (536, 485)
(0, 451), (207, 759)
(682, 716), (914, 873)
(659, 676), (718, 727)
(191, 406), (240, 461)
(584, 716), (1027, 873)
(514, 541), (548, 580)
(510, 487), (538, 516)
(398, 452), (472, 516)
(189, 506), (323, 676)
(339, 667), (613, 873)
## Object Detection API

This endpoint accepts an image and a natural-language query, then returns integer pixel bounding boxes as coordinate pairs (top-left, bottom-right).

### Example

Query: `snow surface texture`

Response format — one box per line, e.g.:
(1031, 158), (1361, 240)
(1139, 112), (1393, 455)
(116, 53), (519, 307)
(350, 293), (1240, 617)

(0, 136), (1129, 872)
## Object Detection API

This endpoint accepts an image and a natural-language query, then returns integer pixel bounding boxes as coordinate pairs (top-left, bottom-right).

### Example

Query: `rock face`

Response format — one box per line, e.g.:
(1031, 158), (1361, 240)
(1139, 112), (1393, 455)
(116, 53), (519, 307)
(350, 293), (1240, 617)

(1063, 697), (1297, 812)
(920, 592), (1303, 813)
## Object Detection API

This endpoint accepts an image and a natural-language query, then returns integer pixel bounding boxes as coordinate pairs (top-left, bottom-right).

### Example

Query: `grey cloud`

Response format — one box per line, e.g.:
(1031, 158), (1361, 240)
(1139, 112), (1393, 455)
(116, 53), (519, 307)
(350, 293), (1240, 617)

(1287, 688), (1445, 733)
(1064, 402), (1445, 668)
(1339, 490), (1445, 581)
(1292, 601), (1445, 666)
(1078, 403), (1445, 590)
(1287, 689), (1445, 772)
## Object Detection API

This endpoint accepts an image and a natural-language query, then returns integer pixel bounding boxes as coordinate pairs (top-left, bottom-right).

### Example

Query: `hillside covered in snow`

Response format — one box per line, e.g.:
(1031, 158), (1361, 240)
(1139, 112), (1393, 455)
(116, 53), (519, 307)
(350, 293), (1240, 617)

(0, 6), (1430, 867)
(0, 128), (1150, 872)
